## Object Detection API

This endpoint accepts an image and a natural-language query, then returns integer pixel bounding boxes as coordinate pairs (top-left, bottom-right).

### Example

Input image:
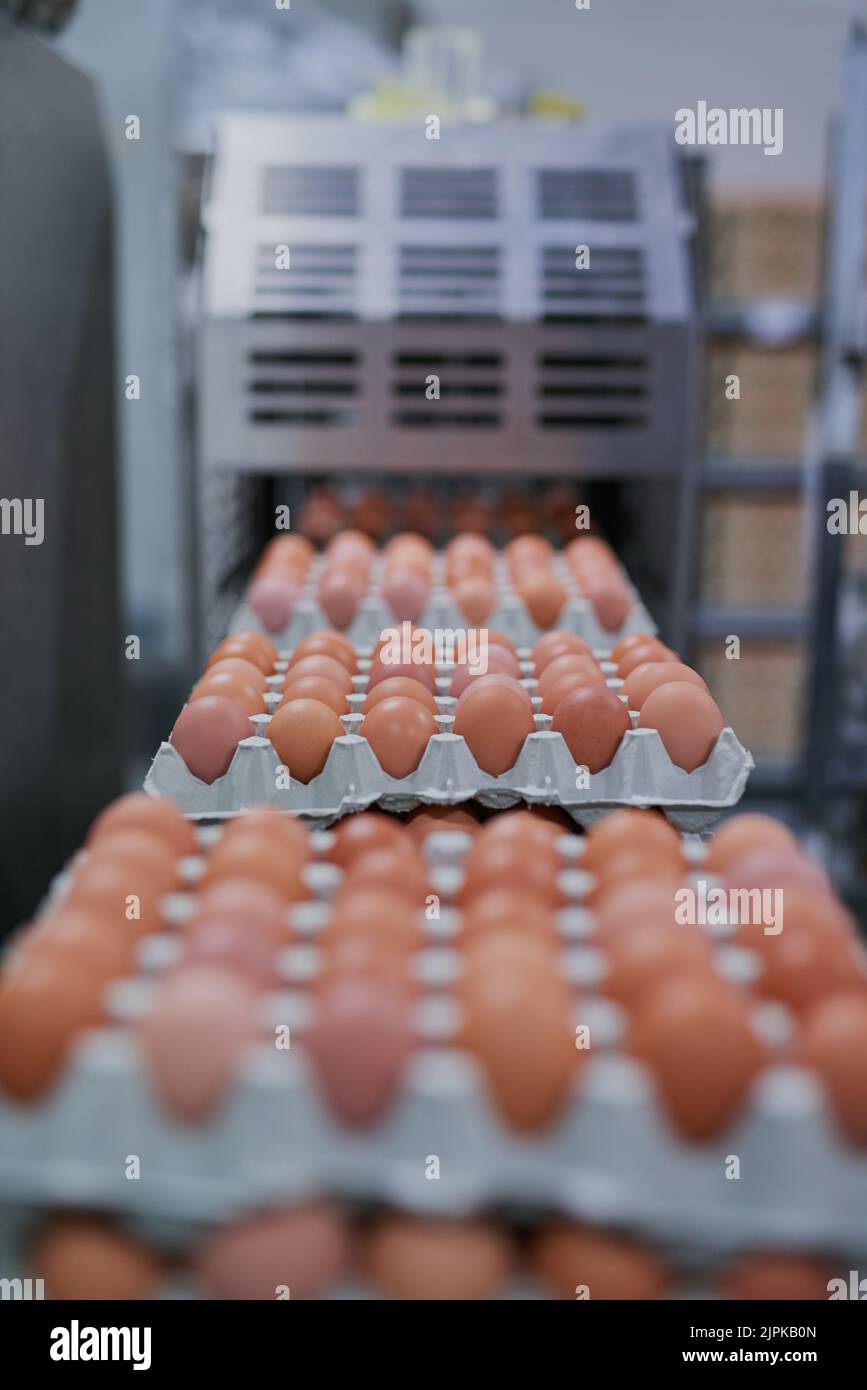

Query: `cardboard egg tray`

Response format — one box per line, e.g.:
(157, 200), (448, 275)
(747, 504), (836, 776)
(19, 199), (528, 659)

(233, 551), (656, 651)
(1, 830), (865, 1255)
(144, 651), (754, 830)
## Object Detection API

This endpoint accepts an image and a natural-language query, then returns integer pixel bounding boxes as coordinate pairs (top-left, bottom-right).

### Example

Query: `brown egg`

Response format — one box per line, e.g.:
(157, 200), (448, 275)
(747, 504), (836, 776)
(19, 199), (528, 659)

(602, 923), (712, 1006)
(18, 906), (136, 981)
(361, 676), (438, 717)
(609, 631), (655, 663)
(532, 1226), (671, 1300)
(551, 684), (631, 774)
(507, 533), (553, 566)
(532, 630), (593, 673)
(638, 682), (725, 772)
(617, 640), (678, 678)
(594, 877), (684, 945)
(588, 851), (686, 909)
(455, 672), (533, 712)
(86, 829), (179, 896)
(382, 567), (430, 623)
(87, 792), (198, 859)
(267, 699), (343, 783)
(720, 1256), (835, 1301)
(207, 632), (277, 676)
(0, 955), (104, 1100)
(477, 808), (563, 853)
(460, 930), (557, 987)
(221, 807), (311, 862)
(32, 1220), (161, 1300)
(324, 887), (421, 953)
(203, 655), (269, 693)
(190, 878), (289, 945)
(797, 993), (867, 1145)
(536, 652), (603, 697)
(304, 978), (415, 1126)
(282, 654), (354, 697)
(581, 808), (683, 873)
(317, 934), (416, 996)
(328, 812), (405, 868)
(449, 645), (522, 697)
(519, 571), (568, 629)
(66, 855), (166, 936)
(452, 575), (495, 623)
(582, 574), (631, 633)
(540, 670), (604, 716)
(622, 661), (709, 711)
(367, 658), (437, 695)
(194, 1204), (349, 1300)
(459, 840), (565, 907)
(361, 697), (437, 779)
(704, 814), (799, 876)
(758, 924), (866, 1012)
(318, 569), (363, 629)
(343, 846), (429, 906)
(278, 675), (348, 717)
(247, 575), (299, 633)
(289, 631), (357, 673)
(460, 969), (579, 1130)
(453, 682), (535, 776)
(171, 696), (251, 784)
(628, 977), (767, 1140)
(404, 804), (481, 843)
(201, 833), (309, 904)
(365, 1219), (513, 1300)
(190, 669), (266, 717)
(460, 888), (557, 943)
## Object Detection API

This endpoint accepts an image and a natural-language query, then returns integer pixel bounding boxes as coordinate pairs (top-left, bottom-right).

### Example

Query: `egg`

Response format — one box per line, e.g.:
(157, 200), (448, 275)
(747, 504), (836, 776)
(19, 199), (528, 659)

(532, 1226), (671, 1300)
(246, 574), (299, 633)
(617, 640), (678, 678)
(364, 1219), (513, 1300)
(459, 840), (565, 907)
(190, 668), (266, 717)
(0, 955), (104, 1100)
(449, 645), (521, 697)
(87, 792), (198, 859)
(455, 672), (533, 711)
(622, 661), (709, 710)
(194, 1203), (349, 1300)
(324, 887), (421, 953)
(451, 575), (495, 623)
(551, 684), (631, 774)
(724, 846), (830, 898)
(183, 919), (281, 989)
(343, 845), (429, 906)
(382, 567), (429, 622)
(367, 658), (437, 694)
(459, 969), (579, 1130)
(594, 877), (684, 944)
(518, 571), (567, 628)
(328, 812), (404, 867)
(796, 993), (867, 1145)
(317, 934), (416, 996)
(318, 569), (363, 629)
(581, 809), (683, 873)
(581, 574), (631, 632)
(361, 697), (437, 779)
(404, 803), (481, 842)
(476, 808), (563, 853)
(171, 695), (251, 783)
(189, 878), (289, 944)
(704, 814), (799, 875)
(282, 654), (354, 697)
(289, 631), (357, 673)
(278, 675), (348, 717)
(202, 832), (309, 904)
(601, 923), (712, 1006)
(609, 631), (655, 663)
(18, 906), (135, 981)
(200, 655), (269, 694)
(87, 827), (179, 889)
(532, 630), (592, 672)
(628, 977), (767, 1140)
(638, 682), (725, 772)
(361, 676), (438, 716)
(222, 807), (311, 860)
(460, 888), (557, 943)
(304, 978), (414, 1126)
(139, 965), (259, 1121)
(453, 682), (535, 776)
(32, 1220), (161, 1300)
(536, 653), (604, 697)
(720, 1256), (834, 1301)
(267, 698), (343, 784)
(66, 855), (165, 936)
(757, 921), (865, 1011)
(207, 632), (278, 675)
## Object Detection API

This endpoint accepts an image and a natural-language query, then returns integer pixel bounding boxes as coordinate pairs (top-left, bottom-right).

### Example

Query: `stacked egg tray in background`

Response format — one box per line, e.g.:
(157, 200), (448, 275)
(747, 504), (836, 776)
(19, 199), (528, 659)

(2, 797), (867, 1301)
(147, 625), (753, 829)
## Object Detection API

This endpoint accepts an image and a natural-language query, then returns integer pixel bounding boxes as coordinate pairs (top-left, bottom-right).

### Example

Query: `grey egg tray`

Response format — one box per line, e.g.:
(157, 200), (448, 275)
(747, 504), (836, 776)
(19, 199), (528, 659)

(2, 832), (865, 1255)
(233, 552), (655, 651)
(144, 716), (754, 832)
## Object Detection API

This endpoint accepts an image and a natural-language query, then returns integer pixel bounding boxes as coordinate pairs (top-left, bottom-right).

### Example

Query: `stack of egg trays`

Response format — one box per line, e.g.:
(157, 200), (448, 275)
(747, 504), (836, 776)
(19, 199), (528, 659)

(1, 829), (865, 1258)
(145, 649), (754, 831)
(231, 550), (656, 652)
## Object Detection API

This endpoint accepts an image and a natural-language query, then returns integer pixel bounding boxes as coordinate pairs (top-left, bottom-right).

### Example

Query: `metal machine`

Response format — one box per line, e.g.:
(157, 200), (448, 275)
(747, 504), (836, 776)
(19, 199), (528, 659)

(195, 112), (701, 653)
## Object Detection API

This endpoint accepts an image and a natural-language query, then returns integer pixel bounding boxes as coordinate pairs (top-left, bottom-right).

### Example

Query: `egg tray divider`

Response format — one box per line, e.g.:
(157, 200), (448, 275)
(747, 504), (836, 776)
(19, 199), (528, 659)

(2, 833), (866, 1256)
(231, 552), (657, 652)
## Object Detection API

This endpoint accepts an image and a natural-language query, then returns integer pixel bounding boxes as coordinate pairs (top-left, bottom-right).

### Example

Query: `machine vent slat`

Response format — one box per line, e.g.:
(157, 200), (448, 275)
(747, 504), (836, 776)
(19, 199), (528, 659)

(245, 346), (361, 426)
(261, 165), (359, 216)
(253, 243), (358, 319)
(535, 350), (650, 429)
(398, 245), (501, 319)
(541, 246), (646, 322)
(538, 168), (638, 221)
(401, 167), (498, 218)
(391, 349), (504, 428)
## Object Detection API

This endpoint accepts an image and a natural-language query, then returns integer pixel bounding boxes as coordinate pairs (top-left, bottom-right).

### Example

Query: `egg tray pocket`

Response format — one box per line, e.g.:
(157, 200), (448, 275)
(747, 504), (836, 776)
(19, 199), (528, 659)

(144, 721), (754, 833)
(230, 553), (656, 652)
